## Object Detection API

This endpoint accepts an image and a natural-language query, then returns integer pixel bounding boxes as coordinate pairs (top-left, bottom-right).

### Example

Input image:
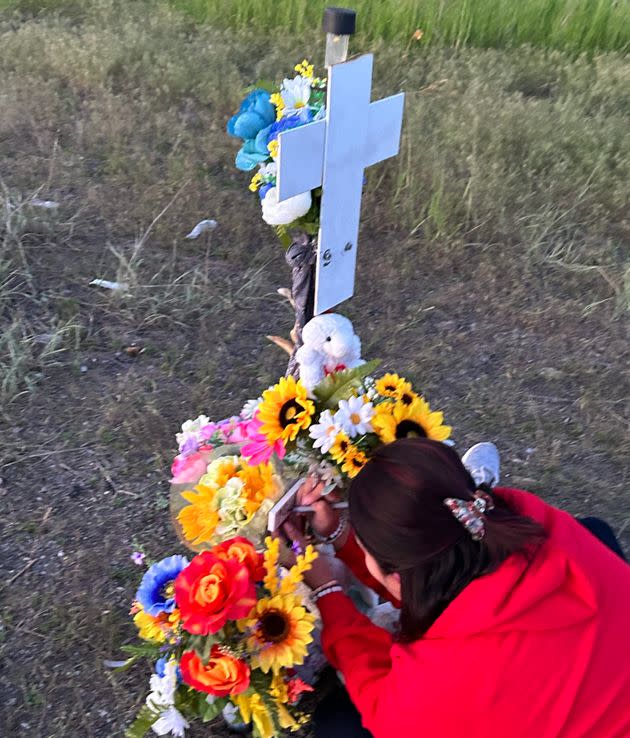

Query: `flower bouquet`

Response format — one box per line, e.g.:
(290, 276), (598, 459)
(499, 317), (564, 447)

(125, 536), (318, 738)
(227, 59), (326, 244)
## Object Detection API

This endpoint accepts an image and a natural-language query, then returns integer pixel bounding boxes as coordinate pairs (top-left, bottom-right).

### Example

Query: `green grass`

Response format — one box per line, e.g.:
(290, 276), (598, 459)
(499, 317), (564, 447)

(1, 0), (629, 52)
(175, 0), (630, 53)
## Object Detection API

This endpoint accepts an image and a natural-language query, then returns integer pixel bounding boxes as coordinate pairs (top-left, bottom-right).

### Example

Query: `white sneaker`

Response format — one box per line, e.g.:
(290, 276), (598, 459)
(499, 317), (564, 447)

(462, 442), (500, 488)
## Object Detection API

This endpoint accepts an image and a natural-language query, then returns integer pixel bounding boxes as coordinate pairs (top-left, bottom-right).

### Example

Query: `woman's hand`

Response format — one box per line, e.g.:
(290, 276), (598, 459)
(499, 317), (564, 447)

(297, 476), (342, 538)
(282, 517), (339, 590)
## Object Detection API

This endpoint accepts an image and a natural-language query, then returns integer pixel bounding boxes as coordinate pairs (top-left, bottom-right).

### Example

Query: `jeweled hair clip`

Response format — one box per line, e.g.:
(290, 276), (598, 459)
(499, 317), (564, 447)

(444, 490), (494, 541)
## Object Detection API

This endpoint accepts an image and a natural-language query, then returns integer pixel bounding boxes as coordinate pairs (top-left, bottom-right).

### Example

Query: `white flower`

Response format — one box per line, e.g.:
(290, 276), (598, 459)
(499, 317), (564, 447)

(151, 707), (189, 737)
(334, 396), (374, 437)
(241, 397), (262, 420)
(261, 187), (311, 226)
(216, 478), (248, 535)
(176, 415), (211, 450)
(147, 660), (178, 709)
(258, 162), (277, 180)
(280, 75), (312, 119)
(309, 459), (342, 487)
(309, 409), (341, 454)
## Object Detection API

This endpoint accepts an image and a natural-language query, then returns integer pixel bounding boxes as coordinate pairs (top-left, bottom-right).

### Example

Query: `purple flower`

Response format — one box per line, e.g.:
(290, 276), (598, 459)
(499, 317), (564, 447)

(131, 552), (145, 566)
(179, 436), (199, 457)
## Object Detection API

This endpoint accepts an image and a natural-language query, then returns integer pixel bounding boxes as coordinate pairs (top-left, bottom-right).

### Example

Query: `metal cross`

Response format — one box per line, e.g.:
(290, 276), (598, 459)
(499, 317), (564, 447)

(277, 54), (404, 315)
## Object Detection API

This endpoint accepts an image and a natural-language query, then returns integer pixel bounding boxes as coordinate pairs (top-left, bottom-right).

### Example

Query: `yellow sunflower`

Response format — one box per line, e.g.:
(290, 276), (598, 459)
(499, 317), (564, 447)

(375, 373), (417, 405)
(328, 431), (353, 464)
(372, 397), (451, 443)
(257, 377), (314, 444)
(341, 447), (368, 478)
(240, 593), (315, 674)
(177, 484), (220, 545)
(237, 461), (278, 518)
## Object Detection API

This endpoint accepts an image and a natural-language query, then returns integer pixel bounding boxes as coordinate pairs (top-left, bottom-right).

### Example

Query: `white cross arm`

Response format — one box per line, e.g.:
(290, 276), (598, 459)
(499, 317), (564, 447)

(276, 119), (326, 202)
(364, 93), (405, 167)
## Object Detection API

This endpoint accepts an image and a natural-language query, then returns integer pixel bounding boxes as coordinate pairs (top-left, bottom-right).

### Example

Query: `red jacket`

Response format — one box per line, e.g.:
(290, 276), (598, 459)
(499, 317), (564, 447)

(319, 488), (630, 738)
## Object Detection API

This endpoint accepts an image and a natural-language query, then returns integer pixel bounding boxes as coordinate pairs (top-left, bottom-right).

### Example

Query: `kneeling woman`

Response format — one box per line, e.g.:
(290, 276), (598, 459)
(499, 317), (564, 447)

(285, 438), (630, 738)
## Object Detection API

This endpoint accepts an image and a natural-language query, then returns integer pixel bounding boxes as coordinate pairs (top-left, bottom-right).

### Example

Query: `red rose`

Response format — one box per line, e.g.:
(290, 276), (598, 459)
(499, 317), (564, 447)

(213, 537), (265, 582)
(174, 551), (256, 635)
(180, 647), (250, 696)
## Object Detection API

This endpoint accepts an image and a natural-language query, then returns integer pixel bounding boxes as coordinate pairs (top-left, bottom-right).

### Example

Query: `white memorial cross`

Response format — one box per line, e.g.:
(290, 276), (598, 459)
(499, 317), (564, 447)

(277, 54), (405, 315)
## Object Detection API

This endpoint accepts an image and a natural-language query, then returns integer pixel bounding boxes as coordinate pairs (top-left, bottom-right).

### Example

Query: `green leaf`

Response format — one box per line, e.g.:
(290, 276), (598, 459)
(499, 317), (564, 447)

(121, 642), (163, 658)
(274, 225), (292, 249)
(125, 705), (158, 738)
(201, 696), (227, 722)
(313, 360), (382, 408)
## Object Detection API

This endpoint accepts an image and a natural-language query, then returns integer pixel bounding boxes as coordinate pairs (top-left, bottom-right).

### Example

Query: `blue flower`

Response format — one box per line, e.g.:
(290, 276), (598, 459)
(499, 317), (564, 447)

(266, 113), (311, 145)
(135, 554), (188, 617)
(235, 126), (273, 171)
(156, 657), (182, 682)
(258, 182), (274, 200)
(227, 89), (275, 141)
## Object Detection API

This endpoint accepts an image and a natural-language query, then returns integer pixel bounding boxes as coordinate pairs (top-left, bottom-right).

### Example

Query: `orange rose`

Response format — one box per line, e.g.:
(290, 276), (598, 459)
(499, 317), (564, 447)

(213, 537), (265, 582)
(175, 551), (256, 635)
(180, 646), (250, 696)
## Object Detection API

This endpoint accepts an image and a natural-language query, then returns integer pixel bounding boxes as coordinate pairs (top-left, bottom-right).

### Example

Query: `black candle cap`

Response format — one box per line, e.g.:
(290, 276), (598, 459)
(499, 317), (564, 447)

(322, 7), (357, 35)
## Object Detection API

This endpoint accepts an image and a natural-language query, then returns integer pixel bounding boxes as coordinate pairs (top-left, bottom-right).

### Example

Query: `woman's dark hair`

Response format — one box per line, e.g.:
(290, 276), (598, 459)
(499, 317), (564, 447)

(349, 438), (547, 642)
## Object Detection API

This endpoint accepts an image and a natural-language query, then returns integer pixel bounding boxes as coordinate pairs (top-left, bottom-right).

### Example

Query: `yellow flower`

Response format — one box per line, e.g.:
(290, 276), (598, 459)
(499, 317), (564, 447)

(249, 173), (263, 192)
(372, 397), (451, 443)
(294, 59), (314, 79)
(257, 376), (314, 444)
(340, 447), (368, 478)
(279, 544), (317, 596)
(268, 139), (279, 160)
(328, 431), (353, 464)
(263, 535), (280, 595)
(238, 462), (278, 518)
(177, 484), (220, 545)
(375, 373), (416, 405)
(202, 456), (240, 488)
(240, 593), (315, 673)
(133, 604), (180, 643)
(270, 92), (285, 121)
(234, 693), (274, 738)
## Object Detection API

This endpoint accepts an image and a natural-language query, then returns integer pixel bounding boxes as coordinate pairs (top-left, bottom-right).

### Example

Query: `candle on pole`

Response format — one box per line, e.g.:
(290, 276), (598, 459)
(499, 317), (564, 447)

(323, 7), (357, 67)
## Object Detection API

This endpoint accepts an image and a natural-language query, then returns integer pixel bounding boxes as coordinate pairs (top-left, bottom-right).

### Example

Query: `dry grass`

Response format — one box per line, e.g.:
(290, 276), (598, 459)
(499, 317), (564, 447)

(0, 2), (628, 736)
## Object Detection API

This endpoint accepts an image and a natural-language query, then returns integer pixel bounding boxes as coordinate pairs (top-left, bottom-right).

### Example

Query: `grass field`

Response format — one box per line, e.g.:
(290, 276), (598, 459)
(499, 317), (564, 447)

(0, 0), (628, 736)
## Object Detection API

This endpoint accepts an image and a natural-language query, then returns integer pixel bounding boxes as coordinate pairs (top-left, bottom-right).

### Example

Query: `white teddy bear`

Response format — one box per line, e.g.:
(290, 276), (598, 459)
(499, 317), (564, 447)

(295, 313), (364, 391)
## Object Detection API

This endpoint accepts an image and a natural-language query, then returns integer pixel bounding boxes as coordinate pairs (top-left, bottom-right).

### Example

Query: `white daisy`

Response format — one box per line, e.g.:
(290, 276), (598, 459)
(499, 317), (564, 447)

(151, 706), (189, 737)
(280, 75), (312, 119)
(240, 397), (262, 420)
(309, 409), (341, 454)
(334, 396), (374, 437)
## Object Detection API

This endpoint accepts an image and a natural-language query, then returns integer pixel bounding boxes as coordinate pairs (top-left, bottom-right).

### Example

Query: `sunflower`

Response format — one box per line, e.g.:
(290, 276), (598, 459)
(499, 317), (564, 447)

(375, 373), (413, 399)
(257, 377), (315, 444)
(177, 484), (220, 545)
(340, 447), (368, 478)
(240, 593), (315, 673)
(372, 397), (451, 443)
(328, 431), (353, 465)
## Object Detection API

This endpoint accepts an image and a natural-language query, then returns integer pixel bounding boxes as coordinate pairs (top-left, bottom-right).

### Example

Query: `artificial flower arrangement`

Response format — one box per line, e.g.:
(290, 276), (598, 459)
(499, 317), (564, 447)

(124, 536), (318, 738)
(227, 59), (326, 244)
(171, 365), (452, 530)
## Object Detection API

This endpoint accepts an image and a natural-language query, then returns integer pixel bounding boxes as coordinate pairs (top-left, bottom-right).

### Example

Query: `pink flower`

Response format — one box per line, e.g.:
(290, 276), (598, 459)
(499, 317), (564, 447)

(171, 452), (208, 484)
(241, 418), (285, 465)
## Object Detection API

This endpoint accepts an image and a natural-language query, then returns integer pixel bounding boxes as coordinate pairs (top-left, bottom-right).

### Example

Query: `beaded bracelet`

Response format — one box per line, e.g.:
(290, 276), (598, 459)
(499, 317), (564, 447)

(312, 514), (348, 545)
(311, 579), (340, 598)
(312, 584), (343, 603)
